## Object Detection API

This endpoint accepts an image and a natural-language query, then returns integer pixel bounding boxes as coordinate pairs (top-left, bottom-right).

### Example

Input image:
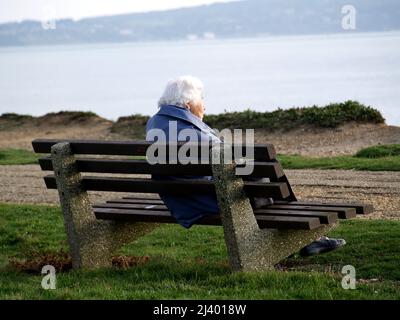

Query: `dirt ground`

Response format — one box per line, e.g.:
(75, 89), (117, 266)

(0, 164), (399, 220)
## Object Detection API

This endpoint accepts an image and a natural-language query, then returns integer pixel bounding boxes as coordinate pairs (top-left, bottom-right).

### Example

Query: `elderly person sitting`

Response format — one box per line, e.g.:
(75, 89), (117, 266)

(146, 75), (346, 256)
(146, 76), (220, 229)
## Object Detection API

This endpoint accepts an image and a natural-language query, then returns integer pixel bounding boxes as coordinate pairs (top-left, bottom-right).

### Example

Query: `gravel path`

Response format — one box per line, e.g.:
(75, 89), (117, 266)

(0, 165), (399, 220)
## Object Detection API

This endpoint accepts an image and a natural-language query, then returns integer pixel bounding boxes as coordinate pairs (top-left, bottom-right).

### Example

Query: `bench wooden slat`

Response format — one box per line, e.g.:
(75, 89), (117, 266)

(94, 202), (169, 211)
(253, 209), (338, 224)
(254, 215), (321, 230)
(93, 207), (321, 230)
(122, 195), (161, 200)
(38, 157), (285, 179)
(44, 175), (291, 199)
(93, 202), (338, 225)
(112, 196), (364, 219)
(32, 139), (277, 161)
(107, 199), (165, 205)
(274, 200), (373, 215)
(267, 204), (357, 219)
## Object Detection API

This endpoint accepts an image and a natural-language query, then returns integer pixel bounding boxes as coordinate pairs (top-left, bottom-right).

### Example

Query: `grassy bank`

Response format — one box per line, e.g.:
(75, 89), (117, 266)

(204, 100), (384, 130)
(278, 154), (400, 171)
(356, 144), (400, 158)
(107, 100), (385, 137)
(0, 203), (399, 299)
(0, 149), (40, 165)
(278, 144), (400, 171)
(1, 101), (385, 136)
(0, 111), (98, 123)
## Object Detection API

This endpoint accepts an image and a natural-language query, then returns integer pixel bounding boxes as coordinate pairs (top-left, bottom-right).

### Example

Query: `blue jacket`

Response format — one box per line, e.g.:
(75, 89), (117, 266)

(146, 104), (221, 228)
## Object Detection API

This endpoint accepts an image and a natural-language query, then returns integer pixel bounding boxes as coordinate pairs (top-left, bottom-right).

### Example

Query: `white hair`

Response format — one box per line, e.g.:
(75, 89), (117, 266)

(158, 75), (204, 108)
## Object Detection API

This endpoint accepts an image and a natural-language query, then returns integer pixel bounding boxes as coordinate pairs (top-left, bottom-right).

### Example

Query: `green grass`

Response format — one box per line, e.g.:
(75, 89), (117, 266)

(278, 154), (400, 171)
(283, 219), (400, 281)
(0, 203), (399, 299)
(356, 144), (400, 158)
(0, 149), (40, 165)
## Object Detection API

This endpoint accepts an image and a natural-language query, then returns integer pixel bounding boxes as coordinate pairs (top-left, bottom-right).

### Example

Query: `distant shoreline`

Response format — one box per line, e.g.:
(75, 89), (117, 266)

(1, 0), (399, 47)
(1, 30), (400, 50)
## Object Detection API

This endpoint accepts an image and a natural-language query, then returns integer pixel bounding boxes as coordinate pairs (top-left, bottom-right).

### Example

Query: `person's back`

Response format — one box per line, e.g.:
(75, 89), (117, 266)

(146, 76), (220, 228)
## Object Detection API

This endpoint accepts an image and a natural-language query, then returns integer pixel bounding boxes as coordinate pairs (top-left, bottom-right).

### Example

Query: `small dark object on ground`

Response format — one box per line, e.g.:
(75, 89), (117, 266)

(299, 236), (346, 257)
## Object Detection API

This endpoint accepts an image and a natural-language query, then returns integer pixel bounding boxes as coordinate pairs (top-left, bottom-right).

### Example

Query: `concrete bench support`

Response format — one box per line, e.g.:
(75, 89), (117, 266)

(51, 142), (158, 269)
(211, 144), (335, 271)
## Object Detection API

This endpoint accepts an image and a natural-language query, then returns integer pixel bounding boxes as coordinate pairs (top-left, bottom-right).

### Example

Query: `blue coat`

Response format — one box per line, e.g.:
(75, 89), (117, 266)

(146, 104), (221, 228)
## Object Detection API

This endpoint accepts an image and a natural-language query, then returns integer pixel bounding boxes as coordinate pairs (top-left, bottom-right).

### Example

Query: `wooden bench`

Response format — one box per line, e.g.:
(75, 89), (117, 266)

(32, 139), (373, 271)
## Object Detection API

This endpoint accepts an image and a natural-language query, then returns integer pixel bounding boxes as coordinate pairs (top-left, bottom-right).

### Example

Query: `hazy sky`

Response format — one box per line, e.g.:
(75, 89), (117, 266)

(0, 0), (236, 23)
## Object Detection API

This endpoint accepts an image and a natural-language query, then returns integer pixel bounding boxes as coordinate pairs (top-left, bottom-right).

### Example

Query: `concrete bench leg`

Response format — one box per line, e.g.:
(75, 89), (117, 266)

(211, 144), (335, 272)
(51, 142), (158, 269)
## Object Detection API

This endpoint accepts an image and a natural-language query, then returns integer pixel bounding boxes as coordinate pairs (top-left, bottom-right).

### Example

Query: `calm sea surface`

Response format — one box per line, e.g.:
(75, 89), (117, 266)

(0, 31), (399, 124)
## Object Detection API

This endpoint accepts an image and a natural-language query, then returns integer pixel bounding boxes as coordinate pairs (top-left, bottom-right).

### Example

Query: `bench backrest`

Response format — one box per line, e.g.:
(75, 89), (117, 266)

(32, 139), (297, 201)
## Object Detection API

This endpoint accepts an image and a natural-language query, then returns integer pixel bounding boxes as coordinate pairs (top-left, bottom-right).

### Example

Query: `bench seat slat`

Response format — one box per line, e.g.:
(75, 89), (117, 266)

(106, 198), (348, 223)
(107, 199), (165, 205)
(32, 139), (277, 161)
(94, 203), (169, 210)
(43, 175), (291, 199)
(266, 204), (357, 219)
(274, 200), (373, 215)
(93, 207), (321, 230)
(122, 195), (161, 200)
(39, 157), (285, 179)
(93, 202), (338, 225)
(253, 209), (338, 224)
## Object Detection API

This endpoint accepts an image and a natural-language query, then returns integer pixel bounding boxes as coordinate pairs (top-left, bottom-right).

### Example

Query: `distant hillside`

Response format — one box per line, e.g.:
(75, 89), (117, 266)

(1, 0), (400, 46)
(0, 111), (110, 130)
